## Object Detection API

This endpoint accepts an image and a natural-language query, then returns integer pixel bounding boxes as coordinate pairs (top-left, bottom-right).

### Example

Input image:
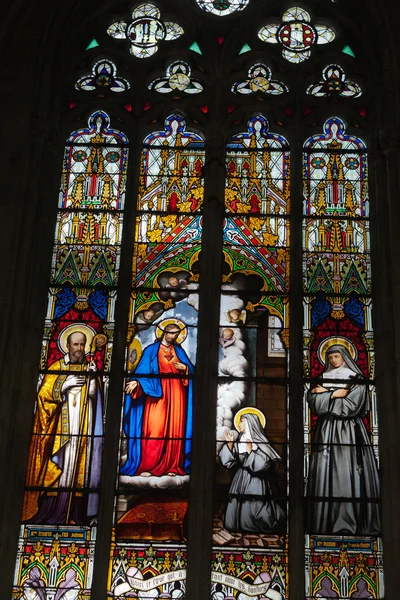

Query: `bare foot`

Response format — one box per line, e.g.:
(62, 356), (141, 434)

(139, 472), (152, 477)
(167, 472), (177, 477)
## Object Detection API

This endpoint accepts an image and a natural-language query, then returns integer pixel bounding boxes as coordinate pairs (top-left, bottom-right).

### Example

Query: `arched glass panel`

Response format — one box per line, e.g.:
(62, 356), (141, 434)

(210, 115), (290, 600)
(12, 111), (129, 598)
(303, 117), (384, 600)
(108, 113), (205, 597)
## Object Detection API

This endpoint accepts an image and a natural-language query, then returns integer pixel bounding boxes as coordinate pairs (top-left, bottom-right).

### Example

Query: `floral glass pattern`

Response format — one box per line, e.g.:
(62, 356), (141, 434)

(232, 63), (288, 95)
(149, 61), (204, 94)
(196, 0), (250, 16)
(258, 7), (335, 63)
(107, 3), (184, 58)
(75, 59), (130, 93)
(307, 64), (362, 98)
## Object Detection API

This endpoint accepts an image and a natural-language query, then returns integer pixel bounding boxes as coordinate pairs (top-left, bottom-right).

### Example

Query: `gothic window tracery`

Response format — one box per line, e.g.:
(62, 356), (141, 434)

(107, 3), (184, 58)
(307, 64), (362, 98)
(75, 59), (131, 93)
(149, 61), (204, 94)
(232, 64), (288, 96)
(258, 7), (336, 63)
(11, 1), (383, 599)
(196, 0), (250, 16)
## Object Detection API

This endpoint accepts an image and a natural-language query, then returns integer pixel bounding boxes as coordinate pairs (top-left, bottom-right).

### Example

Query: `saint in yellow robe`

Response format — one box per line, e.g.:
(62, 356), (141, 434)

(22, 357), (103, 524)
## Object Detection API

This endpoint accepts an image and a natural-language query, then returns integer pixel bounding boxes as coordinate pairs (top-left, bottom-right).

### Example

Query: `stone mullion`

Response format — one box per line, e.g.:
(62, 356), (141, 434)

(0, 117), (63, 596)
(370, 132), (400, 600)
(185, 137), (226, 600)
(288, 138), (306, 600)
(90, 122), (143, 598)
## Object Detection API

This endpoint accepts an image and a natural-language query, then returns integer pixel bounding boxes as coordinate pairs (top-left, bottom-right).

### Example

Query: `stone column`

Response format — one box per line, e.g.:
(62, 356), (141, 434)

(370, 129), (400, 600)
(288, 139), (306, 600)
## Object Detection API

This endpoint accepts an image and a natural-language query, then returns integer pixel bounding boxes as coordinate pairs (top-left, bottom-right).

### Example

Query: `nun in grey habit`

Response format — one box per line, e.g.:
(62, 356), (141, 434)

(307, 343), (381, 535)
(219, 412), (285, 533)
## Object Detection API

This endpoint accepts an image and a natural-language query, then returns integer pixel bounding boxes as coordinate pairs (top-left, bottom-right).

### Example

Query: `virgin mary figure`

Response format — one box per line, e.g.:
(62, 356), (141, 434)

(219, 408), (285, 533)
(307, 342), (381, 535)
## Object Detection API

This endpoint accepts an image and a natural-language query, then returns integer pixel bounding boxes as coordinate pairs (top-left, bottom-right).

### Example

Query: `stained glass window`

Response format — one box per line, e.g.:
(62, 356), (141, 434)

(307, 65), (362, 98)
(149, 61), (204, 94)
(13, 111), (128, 598)
(196, 0), (250, 16)
(258, 7), (335, 63)
(232, 64), (288, 96)
(210, 115), (290, 600)
(108, 113), (205, 597)
(8, 1), (387, 599)
(76, 59), (130, 93)
(107, 3), (184, 58)
(303, 117), (384, 599)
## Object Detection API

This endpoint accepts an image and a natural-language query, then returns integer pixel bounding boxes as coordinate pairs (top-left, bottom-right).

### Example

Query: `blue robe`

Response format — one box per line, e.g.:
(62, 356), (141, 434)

(120, 340), (194, 476)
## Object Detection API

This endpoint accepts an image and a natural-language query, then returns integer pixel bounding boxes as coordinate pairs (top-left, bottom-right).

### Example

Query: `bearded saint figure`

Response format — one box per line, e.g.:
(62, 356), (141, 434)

(220, 410), (285, 533)
(307, 343), (381, 535)
(22, 330), (103, 525)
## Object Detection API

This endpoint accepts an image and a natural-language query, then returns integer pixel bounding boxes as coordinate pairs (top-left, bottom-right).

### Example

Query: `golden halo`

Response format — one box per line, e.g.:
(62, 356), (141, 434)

(128, 337), (143, 371)
(156, 318), (187, 344)
(234, 407), (266, 432)
(58, 324), (96, 355)
(318, 336), (358, 365)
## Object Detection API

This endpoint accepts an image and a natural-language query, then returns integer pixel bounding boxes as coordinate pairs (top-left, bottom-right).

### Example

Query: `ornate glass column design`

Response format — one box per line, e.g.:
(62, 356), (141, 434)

(303, 118), (384, 600)
(209, 115), (290, 600)
(12, 112), (129, 599)
(108, 114), (205, 597)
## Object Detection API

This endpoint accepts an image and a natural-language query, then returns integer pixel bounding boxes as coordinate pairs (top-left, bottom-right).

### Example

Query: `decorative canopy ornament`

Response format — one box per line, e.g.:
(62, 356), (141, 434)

(307, 64), (362, 98)
(232, 63), (288, 95)
(196, 0), (249, 16)
(107, 3), (184, 58)
(149, 61), (204, 94)
(258, 7), (335, 63)
(75, 60), (130, 93)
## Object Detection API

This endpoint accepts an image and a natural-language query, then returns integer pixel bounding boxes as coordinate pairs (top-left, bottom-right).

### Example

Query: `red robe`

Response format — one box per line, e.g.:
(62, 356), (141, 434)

(133, 344), (188, 476)
(167, 192), (179, 213)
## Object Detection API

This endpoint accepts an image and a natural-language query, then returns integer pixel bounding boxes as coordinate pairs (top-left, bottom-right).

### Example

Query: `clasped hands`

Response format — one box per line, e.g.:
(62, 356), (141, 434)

(224, 430), (252, 454)
(224, 430), (235, 443)
(311, 385), (349, 398)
